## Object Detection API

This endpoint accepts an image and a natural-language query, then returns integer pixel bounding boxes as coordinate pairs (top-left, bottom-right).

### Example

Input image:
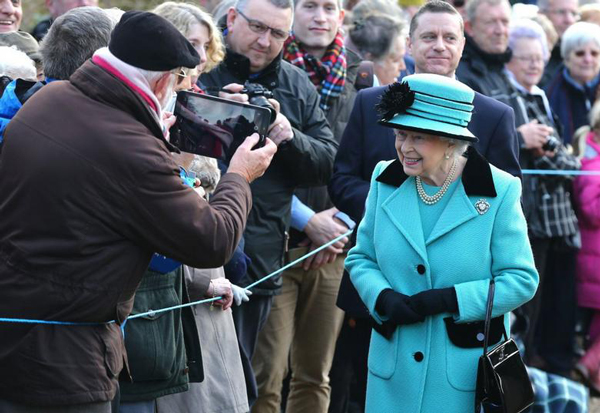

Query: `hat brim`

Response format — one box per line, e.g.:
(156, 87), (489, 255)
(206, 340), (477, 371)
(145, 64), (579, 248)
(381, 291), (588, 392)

(379, 113), (478, 143)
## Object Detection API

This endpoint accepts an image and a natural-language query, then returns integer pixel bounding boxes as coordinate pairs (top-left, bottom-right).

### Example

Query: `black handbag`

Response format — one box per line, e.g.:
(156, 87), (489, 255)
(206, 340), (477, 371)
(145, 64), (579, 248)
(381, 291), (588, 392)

(475, 279), (535, 413)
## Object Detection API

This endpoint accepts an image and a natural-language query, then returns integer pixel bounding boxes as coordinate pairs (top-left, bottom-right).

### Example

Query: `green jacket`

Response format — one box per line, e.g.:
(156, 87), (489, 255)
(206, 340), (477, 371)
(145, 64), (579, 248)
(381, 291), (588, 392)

(119, 268), (204, 402)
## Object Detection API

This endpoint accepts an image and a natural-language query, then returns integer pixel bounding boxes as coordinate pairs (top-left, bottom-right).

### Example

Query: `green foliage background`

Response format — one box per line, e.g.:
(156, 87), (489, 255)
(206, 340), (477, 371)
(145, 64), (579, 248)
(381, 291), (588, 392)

(22, 1), (166, 31)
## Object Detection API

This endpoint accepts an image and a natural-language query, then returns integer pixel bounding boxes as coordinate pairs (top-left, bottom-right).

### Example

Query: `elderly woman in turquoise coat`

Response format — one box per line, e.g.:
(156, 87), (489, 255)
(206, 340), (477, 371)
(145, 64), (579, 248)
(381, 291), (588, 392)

(345, 73), (539, 412)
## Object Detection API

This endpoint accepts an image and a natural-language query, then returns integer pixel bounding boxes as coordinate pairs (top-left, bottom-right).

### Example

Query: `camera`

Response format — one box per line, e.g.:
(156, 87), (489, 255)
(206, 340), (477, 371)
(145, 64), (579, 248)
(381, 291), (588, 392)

(241, 81), (277, 124)
(543, 135), (560, 152)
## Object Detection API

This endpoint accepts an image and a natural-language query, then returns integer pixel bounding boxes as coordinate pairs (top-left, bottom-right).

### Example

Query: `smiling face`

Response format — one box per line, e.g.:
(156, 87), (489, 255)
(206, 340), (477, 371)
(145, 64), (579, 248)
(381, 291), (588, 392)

(506, 37), (545, 91)
(466, 1), (511, 54)
(408, 12), (465, 77)
(0, 0), (22, 33)
(565, 40), (600, 84)
(292, 0), (344, 59)
(226, 0), (293, 73)
(394, 129), (454, 185)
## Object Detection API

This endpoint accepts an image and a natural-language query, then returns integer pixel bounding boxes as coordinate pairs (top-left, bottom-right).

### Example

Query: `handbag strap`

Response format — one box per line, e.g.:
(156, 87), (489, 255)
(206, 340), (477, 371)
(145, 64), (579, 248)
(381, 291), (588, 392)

(482, 279), (496, 356)
(482, 279), (509, 356)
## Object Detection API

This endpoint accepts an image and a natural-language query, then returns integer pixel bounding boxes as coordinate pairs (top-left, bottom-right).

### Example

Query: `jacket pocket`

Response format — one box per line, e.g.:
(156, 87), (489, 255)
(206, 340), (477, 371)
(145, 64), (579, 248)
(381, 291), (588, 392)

(444, 332), (481, 391)
(367, 328), (398, 379)
(124, 285), (181, 382)
(97, 324), (124, 379)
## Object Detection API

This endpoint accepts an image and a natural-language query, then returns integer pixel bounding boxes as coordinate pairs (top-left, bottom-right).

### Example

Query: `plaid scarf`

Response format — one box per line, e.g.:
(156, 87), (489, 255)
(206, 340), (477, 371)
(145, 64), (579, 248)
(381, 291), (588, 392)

(283, 31), (347, 112)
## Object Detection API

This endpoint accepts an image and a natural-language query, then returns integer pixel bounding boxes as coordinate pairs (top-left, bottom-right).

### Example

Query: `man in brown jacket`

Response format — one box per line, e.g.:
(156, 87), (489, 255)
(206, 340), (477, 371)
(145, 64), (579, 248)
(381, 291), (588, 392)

(0, 11), (276, 413)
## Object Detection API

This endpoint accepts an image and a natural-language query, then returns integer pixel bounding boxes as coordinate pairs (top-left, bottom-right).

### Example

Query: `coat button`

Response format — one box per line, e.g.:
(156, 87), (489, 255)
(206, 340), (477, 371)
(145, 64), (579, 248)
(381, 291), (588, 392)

(417, 265), (426, 275)
(414, 352), (424, 362)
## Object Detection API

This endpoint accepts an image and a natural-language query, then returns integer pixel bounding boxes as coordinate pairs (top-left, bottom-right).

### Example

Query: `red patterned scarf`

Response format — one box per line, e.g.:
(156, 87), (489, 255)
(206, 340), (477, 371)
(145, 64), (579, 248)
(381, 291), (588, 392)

(283, 31), (347, 112)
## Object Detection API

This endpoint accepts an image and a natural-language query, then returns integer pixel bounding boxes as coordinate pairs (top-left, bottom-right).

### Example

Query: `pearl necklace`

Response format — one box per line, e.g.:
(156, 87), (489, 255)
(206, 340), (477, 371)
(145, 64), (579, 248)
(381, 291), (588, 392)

(415, 159), (457, 205)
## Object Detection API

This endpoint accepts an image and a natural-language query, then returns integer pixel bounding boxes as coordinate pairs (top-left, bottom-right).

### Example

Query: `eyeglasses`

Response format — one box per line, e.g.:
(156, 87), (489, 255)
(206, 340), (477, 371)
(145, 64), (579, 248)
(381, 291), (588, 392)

(171, 67), (190, 79)
(235, 8), (290, 41)
(546, 8), (580, 19)
(513, 55), (545, 65)
(574, 49), (600, 58)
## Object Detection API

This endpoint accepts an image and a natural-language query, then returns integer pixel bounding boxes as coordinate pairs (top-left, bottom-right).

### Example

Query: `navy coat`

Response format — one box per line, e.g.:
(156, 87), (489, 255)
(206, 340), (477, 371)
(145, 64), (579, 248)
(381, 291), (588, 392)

(329, 85), (521, 316)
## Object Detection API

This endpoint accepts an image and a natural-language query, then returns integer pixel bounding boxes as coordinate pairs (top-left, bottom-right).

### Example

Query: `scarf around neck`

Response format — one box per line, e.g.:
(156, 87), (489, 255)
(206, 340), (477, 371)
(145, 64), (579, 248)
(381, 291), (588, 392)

(92, 48), (165, 134)
(283, 31), (347, 112)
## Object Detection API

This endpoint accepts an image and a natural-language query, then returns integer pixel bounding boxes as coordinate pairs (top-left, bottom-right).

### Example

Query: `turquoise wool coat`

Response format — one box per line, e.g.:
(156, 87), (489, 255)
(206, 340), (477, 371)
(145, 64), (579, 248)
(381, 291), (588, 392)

(346, 148), (538, 413)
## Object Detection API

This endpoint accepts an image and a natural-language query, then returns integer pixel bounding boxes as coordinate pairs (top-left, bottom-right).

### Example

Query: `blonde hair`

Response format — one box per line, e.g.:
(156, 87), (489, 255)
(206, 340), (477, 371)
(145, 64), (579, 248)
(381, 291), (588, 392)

(152, 2), (225, 73)
(573, 100), (600, 158)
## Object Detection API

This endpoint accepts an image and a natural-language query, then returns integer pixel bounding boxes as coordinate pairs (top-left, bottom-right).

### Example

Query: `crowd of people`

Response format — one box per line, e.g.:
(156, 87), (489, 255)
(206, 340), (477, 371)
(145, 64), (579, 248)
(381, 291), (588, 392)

(0, 0), (599, 411)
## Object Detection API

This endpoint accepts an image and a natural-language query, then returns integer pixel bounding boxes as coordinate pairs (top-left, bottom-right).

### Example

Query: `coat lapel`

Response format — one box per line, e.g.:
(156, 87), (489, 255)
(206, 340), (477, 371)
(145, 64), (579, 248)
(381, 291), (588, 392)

(381, 179), (428, 263)
(425, 183), (478, 246)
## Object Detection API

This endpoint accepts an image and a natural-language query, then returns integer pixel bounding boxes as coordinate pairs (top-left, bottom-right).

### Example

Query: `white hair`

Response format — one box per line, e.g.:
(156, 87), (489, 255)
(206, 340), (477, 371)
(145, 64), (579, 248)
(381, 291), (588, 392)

(440, 136), (471, 158)
(509, 19), (550, 61)
(0, 46), (37, 81)
(561, 21), (600, 59)
(137, 68), (169, 84)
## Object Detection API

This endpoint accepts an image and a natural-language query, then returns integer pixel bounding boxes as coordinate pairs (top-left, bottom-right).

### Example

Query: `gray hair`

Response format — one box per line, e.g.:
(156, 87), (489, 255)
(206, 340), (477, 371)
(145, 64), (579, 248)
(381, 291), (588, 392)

(235, 0), (294, 17)
(0, 46), (37, 81)
(40, 7), (116, 80)
(465, 0), (510, 23)
(351, 0), (405, 22)
(349, 14), (403, 60)
(440, 137), (471, 158)
(561, 21), (600, 59)
(508, 19), (549, 60)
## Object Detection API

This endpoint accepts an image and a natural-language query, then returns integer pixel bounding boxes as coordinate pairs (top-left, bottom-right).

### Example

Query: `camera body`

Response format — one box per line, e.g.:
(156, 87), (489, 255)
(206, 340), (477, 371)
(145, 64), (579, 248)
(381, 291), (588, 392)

(543, 135), (561, 152)
(241, 81), (277, 124)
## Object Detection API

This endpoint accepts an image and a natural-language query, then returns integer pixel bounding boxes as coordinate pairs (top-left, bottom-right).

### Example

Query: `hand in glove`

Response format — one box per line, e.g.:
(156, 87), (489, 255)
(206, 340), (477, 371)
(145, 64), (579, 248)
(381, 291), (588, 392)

(376, 289), (425, 326)
(232, 284), (253, 306)
(409, 288), (458, 317)
(207, 278), (233, 311)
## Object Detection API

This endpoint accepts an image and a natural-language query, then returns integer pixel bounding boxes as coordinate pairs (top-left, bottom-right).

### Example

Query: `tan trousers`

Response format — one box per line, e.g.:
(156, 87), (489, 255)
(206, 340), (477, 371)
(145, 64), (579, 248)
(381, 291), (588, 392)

(252, 251), (345, 413)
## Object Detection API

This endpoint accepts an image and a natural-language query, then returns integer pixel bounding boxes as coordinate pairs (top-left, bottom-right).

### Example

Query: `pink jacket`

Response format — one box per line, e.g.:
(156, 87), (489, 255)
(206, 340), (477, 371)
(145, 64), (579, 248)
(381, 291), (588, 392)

(575, 132), (600, 309)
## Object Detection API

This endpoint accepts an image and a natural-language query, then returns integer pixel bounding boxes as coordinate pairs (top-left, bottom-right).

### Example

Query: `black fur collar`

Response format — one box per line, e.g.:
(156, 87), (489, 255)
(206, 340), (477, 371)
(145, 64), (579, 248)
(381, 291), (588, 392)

(375, 146), (497, 197)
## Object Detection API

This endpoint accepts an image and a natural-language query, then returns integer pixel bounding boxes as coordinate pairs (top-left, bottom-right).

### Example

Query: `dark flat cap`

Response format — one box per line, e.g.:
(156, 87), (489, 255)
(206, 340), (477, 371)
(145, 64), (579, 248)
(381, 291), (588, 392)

(109, 11), (200, 71)
(0, 31), (41, 63)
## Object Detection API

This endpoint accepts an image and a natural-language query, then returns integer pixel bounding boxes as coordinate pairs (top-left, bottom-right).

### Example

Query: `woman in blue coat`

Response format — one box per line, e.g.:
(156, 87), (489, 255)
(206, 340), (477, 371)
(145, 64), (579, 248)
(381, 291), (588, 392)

(345, 73), (539, 412)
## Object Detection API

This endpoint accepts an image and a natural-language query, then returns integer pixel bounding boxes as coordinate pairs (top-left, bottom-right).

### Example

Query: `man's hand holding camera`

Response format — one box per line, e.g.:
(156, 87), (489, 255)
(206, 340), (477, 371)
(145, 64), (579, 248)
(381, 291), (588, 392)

(268, 113), (294, 146)
(229, 133), (277, 183)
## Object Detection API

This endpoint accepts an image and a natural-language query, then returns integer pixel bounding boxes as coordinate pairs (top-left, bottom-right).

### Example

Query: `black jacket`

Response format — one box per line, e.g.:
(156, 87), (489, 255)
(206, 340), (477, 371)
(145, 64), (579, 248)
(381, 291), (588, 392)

(201, 49), (337, 295)
(456, 35), (514, 104)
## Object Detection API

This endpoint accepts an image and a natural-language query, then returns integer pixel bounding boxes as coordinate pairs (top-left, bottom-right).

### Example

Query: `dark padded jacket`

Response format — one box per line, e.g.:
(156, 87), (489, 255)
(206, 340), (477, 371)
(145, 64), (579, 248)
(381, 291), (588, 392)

(201, 49), (337, 295)
(456, 35), (515, 104)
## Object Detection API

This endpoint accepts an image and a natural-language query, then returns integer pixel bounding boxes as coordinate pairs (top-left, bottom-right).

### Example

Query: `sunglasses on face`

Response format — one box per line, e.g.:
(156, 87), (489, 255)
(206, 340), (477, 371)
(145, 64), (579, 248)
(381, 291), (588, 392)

(574, 49), (600, 58)
(235, 8), (290, 41)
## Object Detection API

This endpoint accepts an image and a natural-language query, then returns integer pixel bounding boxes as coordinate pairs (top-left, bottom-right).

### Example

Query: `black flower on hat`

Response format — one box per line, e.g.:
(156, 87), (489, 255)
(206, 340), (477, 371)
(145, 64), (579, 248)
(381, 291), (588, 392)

(376, 81), (415, 121)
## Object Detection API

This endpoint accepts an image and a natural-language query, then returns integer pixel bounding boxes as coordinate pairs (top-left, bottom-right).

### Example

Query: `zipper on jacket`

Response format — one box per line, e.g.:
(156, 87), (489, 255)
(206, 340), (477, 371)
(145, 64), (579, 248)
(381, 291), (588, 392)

(284, 231), (289, 253)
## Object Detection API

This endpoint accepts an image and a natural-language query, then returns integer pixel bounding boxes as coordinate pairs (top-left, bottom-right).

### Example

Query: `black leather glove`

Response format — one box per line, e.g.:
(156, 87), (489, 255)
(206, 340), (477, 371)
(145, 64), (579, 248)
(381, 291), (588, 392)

(376, 289), (425, 325)
(409, 287), (458, 317)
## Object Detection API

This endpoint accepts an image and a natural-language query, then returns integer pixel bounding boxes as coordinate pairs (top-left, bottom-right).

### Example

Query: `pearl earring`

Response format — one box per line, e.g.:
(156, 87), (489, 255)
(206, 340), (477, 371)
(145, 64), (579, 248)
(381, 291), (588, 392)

(445, 154), (450, 160)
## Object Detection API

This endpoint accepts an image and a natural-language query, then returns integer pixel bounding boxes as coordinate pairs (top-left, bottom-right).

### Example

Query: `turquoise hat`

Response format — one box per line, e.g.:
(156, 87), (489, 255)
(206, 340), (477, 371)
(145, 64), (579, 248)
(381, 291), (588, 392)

(377, 73), (477, 142)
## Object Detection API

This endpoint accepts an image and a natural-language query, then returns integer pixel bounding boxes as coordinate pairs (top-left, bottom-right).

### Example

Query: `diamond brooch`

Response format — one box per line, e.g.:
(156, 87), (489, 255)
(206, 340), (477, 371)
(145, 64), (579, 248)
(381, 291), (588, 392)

(475, 199), (490, 215)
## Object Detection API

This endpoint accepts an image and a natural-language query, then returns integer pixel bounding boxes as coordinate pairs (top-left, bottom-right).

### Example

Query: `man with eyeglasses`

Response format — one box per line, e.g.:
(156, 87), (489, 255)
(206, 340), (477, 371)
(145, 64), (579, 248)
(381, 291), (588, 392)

(456, 0), (516, 103)
(200, 0), (337, 408)
(250, 0), (362, 411)
(539, 0), (580, 86)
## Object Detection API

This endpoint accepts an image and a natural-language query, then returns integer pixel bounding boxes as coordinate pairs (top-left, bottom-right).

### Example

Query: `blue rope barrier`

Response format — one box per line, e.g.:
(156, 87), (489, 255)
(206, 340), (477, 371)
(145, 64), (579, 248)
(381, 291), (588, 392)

(522, 169), (600, 176)
(0, 230), (353, 326)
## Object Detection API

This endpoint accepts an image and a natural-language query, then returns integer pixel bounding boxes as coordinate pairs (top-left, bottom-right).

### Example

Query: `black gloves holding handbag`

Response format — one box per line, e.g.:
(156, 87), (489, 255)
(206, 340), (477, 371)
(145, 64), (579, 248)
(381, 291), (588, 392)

(375, 287), (458, 325)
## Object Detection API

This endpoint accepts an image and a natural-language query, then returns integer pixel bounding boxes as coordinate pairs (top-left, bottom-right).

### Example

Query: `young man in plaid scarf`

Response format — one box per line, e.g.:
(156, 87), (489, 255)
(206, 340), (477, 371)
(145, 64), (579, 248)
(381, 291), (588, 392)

(252, 0), (363, 411)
